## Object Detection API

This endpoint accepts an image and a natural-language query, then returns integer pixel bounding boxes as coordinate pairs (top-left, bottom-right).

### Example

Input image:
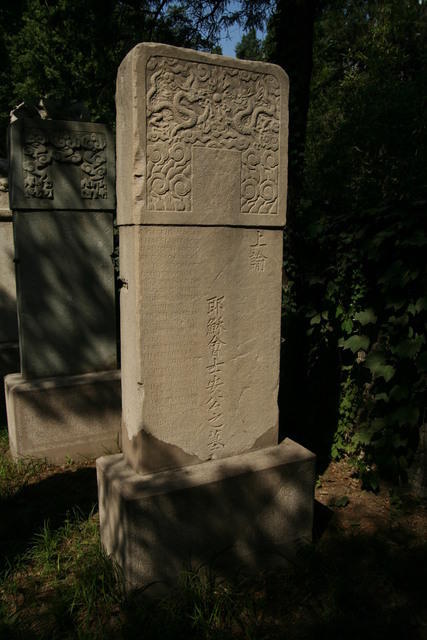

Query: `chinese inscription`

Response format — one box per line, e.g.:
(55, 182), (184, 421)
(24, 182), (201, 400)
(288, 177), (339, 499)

(250, 231), (268, 272)
(206, 295), (226, 454)
(23, 129), (108, 200)
(146, 56), (280, 214)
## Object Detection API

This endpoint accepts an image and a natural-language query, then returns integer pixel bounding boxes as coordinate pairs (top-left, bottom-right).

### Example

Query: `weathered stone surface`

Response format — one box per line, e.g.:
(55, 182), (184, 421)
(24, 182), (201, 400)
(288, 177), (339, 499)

(116, 43), (288, 227)
(0, 190), (10, 212)
(120, 225), (282, 474)
(98, 43), (315, 590)
(6, 370), (121, 463)
(9, 119), (115, 211)
(97, 439), (315, 590)
(14, 210), (117, 379)
(0, 216), (18, 344)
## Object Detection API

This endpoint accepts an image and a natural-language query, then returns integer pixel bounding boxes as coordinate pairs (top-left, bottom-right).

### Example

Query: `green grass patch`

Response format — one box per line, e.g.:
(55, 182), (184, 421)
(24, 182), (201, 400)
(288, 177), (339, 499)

(0, 431), (426, 639)
(0, 429), (51, 501)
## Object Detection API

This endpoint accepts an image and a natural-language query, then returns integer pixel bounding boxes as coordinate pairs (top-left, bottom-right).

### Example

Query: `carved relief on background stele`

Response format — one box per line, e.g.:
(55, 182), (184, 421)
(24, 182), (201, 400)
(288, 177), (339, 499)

(146, 56), (280, 214)
(23, 130), (108, 200)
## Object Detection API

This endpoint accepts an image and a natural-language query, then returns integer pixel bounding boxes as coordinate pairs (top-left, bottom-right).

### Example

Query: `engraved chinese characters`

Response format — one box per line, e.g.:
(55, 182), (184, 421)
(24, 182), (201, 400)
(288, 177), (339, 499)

(250, 231), (268, 272)
(6, 116), (120, 463)
(116, 43), (288, 475)
(206, 296), (226, 453)
(146, 56), (280, 214)
(97, 44), (317, 590)
(23, 129), (107, 200)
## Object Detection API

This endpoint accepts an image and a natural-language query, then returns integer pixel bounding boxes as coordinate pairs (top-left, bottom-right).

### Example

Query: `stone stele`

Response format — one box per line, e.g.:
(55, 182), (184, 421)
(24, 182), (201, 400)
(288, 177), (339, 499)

(6, 119), (121, 462)
(117, 43), (289, 474)
(0, 188), (19, 422)
(120, 225), (283, 472)
(98, 43), (315, 589)
(0, 190), (18, 344)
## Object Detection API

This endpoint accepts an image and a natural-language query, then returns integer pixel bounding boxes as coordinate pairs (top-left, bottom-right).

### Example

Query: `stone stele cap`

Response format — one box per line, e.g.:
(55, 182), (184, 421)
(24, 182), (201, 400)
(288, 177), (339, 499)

(116, 43), (289, 227)
(8, 119), (115, 211)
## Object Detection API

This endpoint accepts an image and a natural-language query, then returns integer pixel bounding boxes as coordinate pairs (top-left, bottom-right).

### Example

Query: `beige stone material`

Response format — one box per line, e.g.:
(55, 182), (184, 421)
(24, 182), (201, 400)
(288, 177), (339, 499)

(0, 215), (18, 343)
(98, 43), (315, 591)
(5, 370), (121, 463)
(116, 43), (289, 227)
(120, 225), (283, 474)
(14, 210), (117, 379)
(97, 438), (316, 590)
(0, 190), (10, 214)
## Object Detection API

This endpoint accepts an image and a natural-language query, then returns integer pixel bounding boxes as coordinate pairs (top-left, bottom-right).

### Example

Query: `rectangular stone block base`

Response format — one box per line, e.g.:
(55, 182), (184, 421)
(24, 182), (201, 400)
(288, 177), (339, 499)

(5, 370), (121, 463)
(97, 438), (315, 591)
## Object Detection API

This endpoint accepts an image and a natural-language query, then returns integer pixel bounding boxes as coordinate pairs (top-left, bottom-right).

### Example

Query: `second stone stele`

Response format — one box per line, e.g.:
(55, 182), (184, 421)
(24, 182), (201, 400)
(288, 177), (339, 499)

(6, 118), (121, 463)
(97, 42), (315, 590)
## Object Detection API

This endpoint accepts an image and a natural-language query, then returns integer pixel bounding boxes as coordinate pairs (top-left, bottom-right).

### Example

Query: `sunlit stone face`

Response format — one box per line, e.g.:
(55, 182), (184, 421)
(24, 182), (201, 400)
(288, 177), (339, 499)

(116, 43), (289, 474)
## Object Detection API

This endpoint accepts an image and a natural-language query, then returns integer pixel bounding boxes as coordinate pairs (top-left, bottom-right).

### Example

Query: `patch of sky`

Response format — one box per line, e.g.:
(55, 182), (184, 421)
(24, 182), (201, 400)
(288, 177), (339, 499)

(218, 0), (265, 58)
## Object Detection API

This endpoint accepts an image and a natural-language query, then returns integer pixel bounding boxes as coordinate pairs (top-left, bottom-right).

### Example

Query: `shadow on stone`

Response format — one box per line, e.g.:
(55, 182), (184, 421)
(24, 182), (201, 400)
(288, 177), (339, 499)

(14, 211), (117, 379)
(97, 438), (316, 593)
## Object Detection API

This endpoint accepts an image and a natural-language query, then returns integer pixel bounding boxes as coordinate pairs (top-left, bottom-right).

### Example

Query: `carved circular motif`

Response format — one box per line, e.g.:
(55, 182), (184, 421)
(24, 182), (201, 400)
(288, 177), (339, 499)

(242, 178), (258, 201)
(149, 173), (169, 195)
(260, 180), (276, 203)
(170, 142), (189, 163)
(263, 150), (278, 169)
(150, 145), (167, 164)
(243, 148), (261, 170)
(170, 175), (190, 197)
(37, 152), (52, 167)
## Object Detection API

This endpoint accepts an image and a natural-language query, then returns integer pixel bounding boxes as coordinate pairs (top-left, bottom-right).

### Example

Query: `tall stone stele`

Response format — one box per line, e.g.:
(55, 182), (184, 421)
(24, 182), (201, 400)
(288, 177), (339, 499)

(5, 118), (121, 462)
(0, 176), (19, 420)
(97, 43), (315, 589)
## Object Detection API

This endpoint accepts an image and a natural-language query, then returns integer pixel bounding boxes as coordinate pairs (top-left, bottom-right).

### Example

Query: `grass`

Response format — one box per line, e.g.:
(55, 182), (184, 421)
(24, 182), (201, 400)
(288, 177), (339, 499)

(0, 430), (51, 500)
(0, 426), (427, 639)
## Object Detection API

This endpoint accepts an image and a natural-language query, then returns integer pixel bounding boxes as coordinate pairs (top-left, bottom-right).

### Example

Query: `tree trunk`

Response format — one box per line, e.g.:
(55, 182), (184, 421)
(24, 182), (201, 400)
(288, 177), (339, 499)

(266, 0), (318, 211)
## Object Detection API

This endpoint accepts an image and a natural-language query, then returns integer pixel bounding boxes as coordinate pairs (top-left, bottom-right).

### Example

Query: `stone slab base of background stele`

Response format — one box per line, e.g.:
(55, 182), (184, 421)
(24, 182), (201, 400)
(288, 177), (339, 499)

(5, 370), (121, 463)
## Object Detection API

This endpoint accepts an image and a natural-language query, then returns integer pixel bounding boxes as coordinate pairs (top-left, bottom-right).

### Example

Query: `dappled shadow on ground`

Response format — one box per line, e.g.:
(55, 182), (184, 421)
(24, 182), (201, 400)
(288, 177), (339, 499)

(0, 455), (426, 639)
(0, 463), (98, 569)
(118, 521), (427, 640)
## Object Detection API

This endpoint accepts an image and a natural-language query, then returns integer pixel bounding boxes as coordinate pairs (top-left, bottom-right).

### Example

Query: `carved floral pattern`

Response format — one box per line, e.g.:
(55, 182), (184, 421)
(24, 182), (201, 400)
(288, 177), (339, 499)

(146, 56), (280, 214)
(23, 130), (107, 200)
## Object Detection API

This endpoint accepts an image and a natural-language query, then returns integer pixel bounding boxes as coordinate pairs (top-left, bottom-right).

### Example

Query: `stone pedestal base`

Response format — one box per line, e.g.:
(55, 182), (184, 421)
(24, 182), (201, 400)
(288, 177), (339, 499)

(97, 438), (315, 591)
(5, 370), (121, 463)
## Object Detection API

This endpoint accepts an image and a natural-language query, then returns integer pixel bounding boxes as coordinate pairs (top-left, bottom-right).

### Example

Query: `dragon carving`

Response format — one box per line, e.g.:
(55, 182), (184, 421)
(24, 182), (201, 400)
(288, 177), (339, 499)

(146, 56), (280, 214)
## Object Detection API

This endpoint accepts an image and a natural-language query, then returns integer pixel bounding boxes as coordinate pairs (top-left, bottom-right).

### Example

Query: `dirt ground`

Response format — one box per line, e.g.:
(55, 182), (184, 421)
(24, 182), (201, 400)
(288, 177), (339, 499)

(315, 459), (427, 541)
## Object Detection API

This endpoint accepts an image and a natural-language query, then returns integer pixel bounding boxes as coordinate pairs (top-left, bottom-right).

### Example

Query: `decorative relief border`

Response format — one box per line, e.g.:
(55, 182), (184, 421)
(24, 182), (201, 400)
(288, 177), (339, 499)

(22, 129), (108, 200)
(146, 56), (280, 214)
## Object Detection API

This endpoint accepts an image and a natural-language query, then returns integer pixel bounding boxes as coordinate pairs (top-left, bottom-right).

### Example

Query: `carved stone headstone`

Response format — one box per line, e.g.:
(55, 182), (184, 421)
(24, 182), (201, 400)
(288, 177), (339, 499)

(5, 119), (121, 462)
(0, 182), (19, 421)
(0, 188), (17, 344)
(117, 45), (287, 473)
(97, 43), (315, 589)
